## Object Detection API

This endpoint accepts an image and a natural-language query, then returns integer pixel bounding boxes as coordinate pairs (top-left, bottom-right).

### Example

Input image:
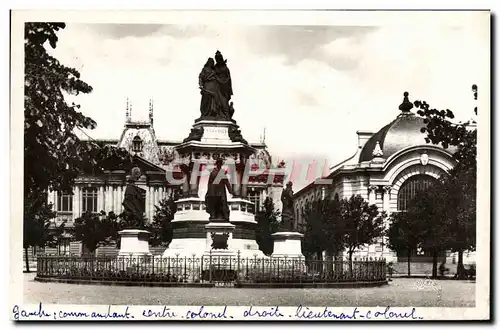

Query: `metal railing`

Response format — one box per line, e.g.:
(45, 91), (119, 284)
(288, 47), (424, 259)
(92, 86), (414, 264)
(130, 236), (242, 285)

(36, 252), (387, 285)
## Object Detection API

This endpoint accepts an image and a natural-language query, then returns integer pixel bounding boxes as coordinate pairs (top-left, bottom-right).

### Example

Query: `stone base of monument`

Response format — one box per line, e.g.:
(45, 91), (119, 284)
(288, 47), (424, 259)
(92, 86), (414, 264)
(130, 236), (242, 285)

(271, 232), (305, 259)
(204, 221), (235, 249)
(117, 229), (152, 259)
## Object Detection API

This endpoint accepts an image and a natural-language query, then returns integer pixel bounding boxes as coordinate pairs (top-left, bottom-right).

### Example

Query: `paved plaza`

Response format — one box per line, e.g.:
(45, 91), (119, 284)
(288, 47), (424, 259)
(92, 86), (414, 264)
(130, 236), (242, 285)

(23, 273), (474, 307)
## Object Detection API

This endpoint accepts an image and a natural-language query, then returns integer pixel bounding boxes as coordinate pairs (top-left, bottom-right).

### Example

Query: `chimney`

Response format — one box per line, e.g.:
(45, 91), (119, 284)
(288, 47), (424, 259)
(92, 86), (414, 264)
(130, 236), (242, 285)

(356, 130), (374, 149)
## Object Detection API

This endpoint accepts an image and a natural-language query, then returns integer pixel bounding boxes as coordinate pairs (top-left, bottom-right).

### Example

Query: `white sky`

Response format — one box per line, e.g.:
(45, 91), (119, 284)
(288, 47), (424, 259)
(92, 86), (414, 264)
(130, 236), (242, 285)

(48, 11), (489, 182)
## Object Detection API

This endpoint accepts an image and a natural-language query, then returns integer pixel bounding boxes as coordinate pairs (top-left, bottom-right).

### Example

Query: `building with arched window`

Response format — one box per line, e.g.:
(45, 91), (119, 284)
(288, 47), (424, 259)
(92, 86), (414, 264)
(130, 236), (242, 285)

(293, 92), (475, 263)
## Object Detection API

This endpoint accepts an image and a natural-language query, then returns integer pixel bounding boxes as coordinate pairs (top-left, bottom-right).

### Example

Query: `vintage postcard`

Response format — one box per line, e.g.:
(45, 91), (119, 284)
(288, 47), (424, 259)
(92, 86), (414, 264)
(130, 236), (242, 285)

(10, 9), (490, 321)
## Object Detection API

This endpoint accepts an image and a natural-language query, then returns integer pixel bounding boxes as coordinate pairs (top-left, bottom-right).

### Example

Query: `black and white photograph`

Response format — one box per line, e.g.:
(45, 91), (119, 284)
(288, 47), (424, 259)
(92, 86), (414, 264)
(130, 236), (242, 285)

(9, 9), (490, 321)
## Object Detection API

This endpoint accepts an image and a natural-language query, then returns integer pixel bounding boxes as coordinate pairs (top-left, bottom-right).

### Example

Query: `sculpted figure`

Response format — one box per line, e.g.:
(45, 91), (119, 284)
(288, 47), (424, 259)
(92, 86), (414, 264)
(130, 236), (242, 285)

(198, 51), (234, 120)
(198, 58), (219, 118)
(122, 167), (146, 228)
(280, 181), (295, 231)
(205, 158), (234, 221)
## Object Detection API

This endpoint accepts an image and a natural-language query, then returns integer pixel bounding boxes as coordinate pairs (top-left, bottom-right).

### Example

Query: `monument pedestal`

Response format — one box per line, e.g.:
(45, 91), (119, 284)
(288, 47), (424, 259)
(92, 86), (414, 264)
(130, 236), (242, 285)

(271, 232), (305, 259)
(202, 222), (237, 270)
(204, 221), (236, 251)
(117, 229), (152, 258)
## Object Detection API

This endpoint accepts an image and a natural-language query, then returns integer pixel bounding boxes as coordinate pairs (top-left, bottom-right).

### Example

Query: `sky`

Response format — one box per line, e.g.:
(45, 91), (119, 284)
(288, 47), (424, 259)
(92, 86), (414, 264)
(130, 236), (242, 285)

(48, 11), (489, 189)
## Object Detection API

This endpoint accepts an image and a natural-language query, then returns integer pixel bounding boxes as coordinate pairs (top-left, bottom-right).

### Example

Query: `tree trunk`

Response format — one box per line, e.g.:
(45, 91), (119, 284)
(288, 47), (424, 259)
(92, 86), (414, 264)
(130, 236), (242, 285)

(457, 249), (465, 279)
(316, 251), (323, 274)
(325, 251), (334, 278)
(24, 247), (30, 273)
(333, 253), (343, 277)
(432, 251), (438, 279)
(348, 251), (353, 278)
(407, 249), (411, 277)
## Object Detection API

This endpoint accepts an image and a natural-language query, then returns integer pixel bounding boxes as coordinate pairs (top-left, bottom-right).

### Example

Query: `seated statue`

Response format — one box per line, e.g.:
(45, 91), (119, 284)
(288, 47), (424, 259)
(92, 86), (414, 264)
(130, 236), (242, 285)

(279, 181), (295, 231)
(122, 167), (146, 228)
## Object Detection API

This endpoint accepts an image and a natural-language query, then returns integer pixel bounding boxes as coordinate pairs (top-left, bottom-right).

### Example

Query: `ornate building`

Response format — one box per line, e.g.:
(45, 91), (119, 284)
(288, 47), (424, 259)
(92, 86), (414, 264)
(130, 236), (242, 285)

(293, 92), (475, 263)
(47, 99), (283, 255)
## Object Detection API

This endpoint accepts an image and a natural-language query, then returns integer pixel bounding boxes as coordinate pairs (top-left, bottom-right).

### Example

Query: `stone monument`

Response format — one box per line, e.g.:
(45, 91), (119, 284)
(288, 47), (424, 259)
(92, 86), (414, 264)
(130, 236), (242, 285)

(162, 51), (281, 259)
(118, 167), (152, 258)
(271, 181), (305, 259)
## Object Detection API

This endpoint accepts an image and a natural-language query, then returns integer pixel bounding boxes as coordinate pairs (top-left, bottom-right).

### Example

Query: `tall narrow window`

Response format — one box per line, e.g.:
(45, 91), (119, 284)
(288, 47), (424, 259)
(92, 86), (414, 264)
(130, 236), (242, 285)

(397, 175), (437, 211)
(248, 190), (261, 212)
(57, 192), (73, 212)
(81, 187), (98, 213)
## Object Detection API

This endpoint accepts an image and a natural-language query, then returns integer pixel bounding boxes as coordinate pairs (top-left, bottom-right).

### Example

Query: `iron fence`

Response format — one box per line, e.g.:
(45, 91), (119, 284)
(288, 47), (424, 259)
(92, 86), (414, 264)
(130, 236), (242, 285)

(36, 252), (387, 285)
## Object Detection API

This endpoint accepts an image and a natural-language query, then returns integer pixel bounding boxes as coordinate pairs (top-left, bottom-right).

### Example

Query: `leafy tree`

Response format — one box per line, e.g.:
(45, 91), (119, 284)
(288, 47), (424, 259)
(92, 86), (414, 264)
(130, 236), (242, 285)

(71, 211), (120, 254)
(24, 23), (131, 253)
(387, 211), (425, 277)
(22, 190), (66, 272)
(255, 197), (280, 256)
(302, 200), (327, 261)
(405, 187), (449, 278)
(443, 165), (476, 277)
(414, 91), (477, 278)
(302, 195), (341, 255)
(302, 194), (343, 276)
(339, 194), (386, 275)
(148, 193), (178, 247)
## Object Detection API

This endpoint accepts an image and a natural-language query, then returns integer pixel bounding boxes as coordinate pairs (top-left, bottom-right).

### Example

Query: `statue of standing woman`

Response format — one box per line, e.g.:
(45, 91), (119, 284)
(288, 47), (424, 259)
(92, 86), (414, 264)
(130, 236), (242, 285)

(198, 51), (234, 120)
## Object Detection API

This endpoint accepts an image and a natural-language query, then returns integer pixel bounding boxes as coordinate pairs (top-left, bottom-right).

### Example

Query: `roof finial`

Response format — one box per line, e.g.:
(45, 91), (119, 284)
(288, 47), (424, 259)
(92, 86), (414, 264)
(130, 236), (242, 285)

(125, 97), (131, 123)
(472, 84), (478, 120)
(129, 99), (133, 120)
(262, 127), (266, 144)
(399, 91), (414, 113)
(149, 98), (154, 126)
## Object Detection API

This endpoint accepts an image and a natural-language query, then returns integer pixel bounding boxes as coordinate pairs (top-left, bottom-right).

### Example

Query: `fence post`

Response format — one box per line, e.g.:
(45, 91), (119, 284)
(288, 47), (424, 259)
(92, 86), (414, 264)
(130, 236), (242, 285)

(209, 250), (212, 284)
(192, 254), (196, 283)
(237, 250), (241, 280)
(152, 254), (155, 276)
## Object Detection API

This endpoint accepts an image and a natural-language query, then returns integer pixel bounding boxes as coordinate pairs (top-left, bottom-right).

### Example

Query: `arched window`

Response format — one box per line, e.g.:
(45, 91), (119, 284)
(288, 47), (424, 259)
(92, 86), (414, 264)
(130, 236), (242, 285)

(132, 135), (143, 153)
(397, 174), (437, 211)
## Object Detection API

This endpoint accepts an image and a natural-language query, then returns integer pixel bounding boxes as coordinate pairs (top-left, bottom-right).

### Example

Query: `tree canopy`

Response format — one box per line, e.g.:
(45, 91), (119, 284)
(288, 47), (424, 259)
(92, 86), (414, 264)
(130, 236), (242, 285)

(24, 23), (132, 252)
(255, 197), (280, 256)
(414, 93), (477, 277)
(302, 194), (385, 263)
(148, 193), (178, 247)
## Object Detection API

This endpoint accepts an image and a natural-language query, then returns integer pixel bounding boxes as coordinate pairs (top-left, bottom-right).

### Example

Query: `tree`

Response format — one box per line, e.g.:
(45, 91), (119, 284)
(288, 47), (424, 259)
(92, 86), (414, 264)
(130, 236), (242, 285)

(414, 92), (477, 278)
(24, 23), (131, 253)
(22, 190), (65, 272)
(71, 211), (120, 254)
(302, 194), (343, 276)
(406, 187), (450, 278)
(302, 195), (341, 256)
(255, 197), (280, 256)
(387, 211), (425, 277)
(339, 195), (386, 275)
(148, 193), (178, 247)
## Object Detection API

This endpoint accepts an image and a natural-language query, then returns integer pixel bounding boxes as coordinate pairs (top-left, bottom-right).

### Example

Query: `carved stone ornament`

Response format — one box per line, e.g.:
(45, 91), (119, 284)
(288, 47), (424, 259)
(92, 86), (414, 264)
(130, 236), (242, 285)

(183, 127), (204, 143)
(372, 141), (384, 158)
(211, 232), (229, 250)
(368, 185), (379, 193)
(228, 126), (248, 144)
(420, 153), (429, 166)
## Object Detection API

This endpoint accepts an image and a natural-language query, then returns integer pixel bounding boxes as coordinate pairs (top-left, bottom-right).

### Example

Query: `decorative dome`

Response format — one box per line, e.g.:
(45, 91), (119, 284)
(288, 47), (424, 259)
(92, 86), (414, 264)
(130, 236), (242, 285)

(359, 92), (441, 163)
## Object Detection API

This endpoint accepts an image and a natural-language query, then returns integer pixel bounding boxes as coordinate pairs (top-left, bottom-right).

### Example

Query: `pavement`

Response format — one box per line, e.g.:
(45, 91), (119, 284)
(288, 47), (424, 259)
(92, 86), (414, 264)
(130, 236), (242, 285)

(22, 273), (475, 307)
